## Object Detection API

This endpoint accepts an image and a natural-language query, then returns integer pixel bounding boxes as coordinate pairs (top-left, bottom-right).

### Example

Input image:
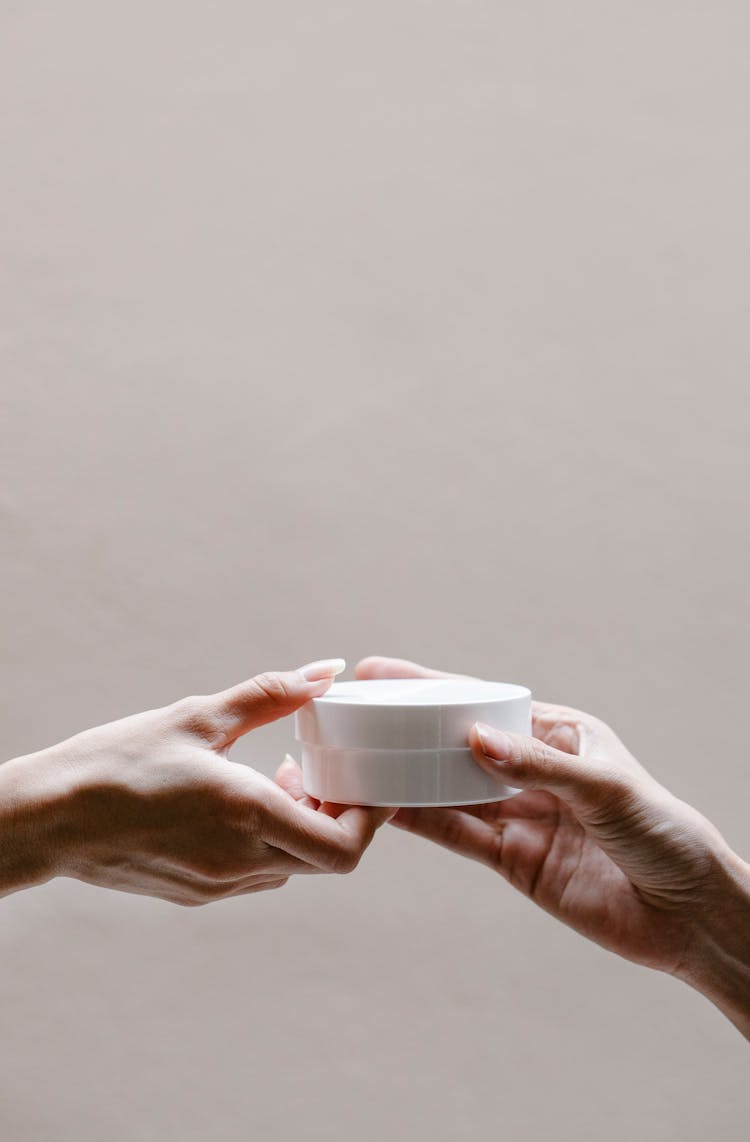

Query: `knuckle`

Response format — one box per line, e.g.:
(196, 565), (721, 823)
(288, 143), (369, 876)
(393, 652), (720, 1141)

(545, 703), (597, 730)
(253, 671), (293, 706)
(582, 713), (623, 754)
(172, 695), (203, 721)
(194, 879), (234, 902)
(509, 737), (551, 783)
(171, 695), (221, 740)
(440, 814), (467, 851)
(243, 878), (284, 896)
(331, 841), (361, 875)
(487, 824), (506, 873)
(529, 739), (552, 770)
(586, 713), (613, 736)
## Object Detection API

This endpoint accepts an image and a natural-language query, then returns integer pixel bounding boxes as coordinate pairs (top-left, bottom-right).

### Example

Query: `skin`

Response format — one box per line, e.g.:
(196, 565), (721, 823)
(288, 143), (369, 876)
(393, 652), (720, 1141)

(0, 659), (392, 906)
(292, 655), (750, 1040)
(4, 653), (747, 1039)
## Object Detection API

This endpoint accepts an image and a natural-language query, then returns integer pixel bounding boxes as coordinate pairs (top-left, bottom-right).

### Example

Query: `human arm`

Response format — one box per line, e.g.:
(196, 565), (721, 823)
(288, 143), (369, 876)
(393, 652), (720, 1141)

(0, 659), (391, 905)
(353, 656), (750, 1041)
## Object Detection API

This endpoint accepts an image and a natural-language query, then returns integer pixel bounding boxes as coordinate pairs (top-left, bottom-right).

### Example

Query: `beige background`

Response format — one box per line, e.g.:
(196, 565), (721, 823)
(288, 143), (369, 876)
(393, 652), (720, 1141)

(2, 2), (749, 1139)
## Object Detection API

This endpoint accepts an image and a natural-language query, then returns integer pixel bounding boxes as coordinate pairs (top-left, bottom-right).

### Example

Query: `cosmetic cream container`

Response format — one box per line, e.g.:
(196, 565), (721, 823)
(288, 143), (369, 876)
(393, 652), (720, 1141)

(294, 677), (531, 807)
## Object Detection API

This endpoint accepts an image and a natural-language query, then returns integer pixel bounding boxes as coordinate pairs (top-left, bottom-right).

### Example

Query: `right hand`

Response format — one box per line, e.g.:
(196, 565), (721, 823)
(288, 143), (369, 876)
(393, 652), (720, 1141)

(355, 656), (750, 1037)
(0, 660), (393, 906)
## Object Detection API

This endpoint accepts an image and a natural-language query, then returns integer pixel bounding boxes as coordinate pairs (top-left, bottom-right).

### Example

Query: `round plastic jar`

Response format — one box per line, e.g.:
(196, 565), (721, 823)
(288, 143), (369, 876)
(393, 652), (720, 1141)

(294, 677), (531, 807)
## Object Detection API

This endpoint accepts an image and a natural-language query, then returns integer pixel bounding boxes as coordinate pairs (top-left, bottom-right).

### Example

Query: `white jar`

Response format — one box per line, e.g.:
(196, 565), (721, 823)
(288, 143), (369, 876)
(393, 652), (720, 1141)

(294, 677), (531, 807)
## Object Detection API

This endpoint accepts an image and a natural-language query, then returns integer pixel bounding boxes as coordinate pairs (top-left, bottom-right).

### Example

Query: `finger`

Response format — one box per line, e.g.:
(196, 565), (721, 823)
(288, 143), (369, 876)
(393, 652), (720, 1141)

(392, 807), (552, 893)
(274, 755), (307, 801)
(234, 848), (326, 878)
(159, 848), (322, 891)
(273, 755), (392, 824)
(183, 659), (346, 745)
(355, 656), (471, 680)
(531, 701), (628, 760)
(531, 701), (582, 754)
(315, 800), (363, 820)
(230, 877), (290, 896)
(274, 755), (320, 810)
(392, 806), (502, 866)
(470, 723), (635, 820)
(159, 873), (291, 907)
(460, 789), (563, 824)
(259, 783), (394, 873)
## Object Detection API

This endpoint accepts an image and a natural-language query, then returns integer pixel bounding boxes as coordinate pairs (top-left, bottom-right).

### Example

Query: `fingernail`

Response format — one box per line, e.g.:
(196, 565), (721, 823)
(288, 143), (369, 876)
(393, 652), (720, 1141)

(299, 658), (346, 682)
(475, 723), (512, 761)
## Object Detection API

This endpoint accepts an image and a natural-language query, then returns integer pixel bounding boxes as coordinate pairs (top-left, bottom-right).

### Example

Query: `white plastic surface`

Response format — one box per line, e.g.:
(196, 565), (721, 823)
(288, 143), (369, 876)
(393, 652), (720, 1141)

(294, 678), (531, 807)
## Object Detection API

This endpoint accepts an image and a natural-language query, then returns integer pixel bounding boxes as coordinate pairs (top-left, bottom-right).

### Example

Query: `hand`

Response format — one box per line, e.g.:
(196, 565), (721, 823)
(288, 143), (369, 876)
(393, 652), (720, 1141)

(0, 660), (392, 906)
(355, 656), (750, 1038)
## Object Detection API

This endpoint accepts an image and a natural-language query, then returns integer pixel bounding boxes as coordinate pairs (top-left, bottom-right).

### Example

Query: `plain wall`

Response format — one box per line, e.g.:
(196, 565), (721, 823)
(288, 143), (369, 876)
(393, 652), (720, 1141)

(1, 3), (748, 1139)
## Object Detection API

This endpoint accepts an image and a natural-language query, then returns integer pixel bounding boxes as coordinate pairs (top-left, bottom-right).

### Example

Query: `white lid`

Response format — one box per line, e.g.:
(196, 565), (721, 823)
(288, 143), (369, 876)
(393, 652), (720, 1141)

(295, 678), (531, 751)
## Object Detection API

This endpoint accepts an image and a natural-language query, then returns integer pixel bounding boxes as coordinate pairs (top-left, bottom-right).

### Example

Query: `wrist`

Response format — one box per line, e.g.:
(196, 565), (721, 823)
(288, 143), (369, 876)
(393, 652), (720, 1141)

(0, 746), (77, 896)
(675, 843), (750, 1040)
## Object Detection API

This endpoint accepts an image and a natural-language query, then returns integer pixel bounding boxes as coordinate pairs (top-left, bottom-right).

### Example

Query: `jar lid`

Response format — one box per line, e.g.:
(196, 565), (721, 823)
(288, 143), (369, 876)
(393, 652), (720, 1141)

(294, 677), (531, 751)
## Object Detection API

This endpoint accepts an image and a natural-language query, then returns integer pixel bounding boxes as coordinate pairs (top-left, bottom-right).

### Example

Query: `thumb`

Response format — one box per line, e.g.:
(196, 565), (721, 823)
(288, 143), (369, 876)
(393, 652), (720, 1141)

(470, 723), (637, 822)
(176, 659), (346, 747)
(469, 722), (719, 905)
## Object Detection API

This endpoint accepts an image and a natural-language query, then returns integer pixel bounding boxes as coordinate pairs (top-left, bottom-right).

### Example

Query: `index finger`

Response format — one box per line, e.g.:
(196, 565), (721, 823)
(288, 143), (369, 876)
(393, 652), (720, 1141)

(259, 783), (394, 874)
(355, 656), (473, 681)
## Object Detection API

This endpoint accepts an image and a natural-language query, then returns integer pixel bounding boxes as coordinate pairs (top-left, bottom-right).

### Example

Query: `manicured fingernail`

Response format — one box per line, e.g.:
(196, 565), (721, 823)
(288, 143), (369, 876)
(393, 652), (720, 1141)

(299, 658), (346, 682)
(475, 723), (512, 761)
